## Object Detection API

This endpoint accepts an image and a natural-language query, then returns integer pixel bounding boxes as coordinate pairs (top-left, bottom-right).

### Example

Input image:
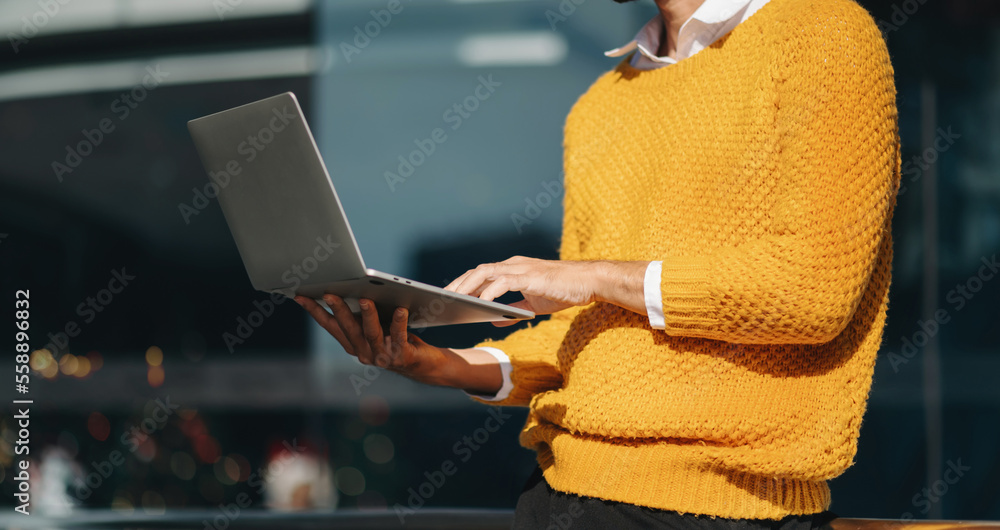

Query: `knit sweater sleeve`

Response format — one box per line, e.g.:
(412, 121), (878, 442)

(657, 4), (900, 344)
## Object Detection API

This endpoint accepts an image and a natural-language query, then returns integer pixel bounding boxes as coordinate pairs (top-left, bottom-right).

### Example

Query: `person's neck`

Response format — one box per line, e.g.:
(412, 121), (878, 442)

(654, 0), (707, 59)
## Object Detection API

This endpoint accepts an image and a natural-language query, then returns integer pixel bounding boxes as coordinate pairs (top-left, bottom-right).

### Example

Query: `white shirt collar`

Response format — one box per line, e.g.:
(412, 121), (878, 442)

(605, 0), (763, 69)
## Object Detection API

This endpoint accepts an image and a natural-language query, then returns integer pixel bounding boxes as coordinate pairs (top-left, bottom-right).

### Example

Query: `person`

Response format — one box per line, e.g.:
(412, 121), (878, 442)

(296, 0), (900, 526)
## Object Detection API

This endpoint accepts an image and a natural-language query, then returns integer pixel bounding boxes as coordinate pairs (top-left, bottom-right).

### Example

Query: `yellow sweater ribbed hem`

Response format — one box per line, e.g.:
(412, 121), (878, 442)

(533, 425), (831, 520)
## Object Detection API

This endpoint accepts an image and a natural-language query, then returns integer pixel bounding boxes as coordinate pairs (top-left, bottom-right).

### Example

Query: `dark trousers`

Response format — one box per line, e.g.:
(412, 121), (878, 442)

(512, 467), (838, 530)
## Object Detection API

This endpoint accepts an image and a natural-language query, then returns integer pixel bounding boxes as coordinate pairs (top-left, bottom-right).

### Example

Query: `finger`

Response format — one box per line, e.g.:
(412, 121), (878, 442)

(459, 263), (531, 297)
(296, 297), (354, 354)
(324, 294), (369, 359)
(296, 296), (333, 326)
(479, 275), (523, 302)
(453, 265), (495, 296)
(444, 269), (474, 292)
(359, 299), (387, 366)
(388, 307), (409, 365)
(468, 278), (492, 298)
(469, 270), (524, 297)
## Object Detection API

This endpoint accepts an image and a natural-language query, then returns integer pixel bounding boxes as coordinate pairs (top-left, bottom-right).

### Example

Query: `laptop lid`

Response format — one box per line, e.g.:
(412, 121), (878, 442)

(187, 92), (367, 292)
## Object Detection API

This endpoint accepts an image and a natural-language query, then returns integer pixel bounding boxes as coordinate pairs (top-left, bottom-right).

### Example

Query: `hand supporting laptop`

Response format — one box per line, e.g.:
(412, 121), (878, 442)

(295, 256), (649, 396)
(295, 294), (505, 395)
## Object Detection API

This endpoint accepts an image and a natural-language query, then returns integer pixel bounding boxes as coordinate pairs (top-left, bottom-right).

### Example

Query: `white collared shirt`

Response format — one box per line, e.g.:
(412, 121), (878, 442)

(606, 0), (770, 70)
(470, 0), (770, 402)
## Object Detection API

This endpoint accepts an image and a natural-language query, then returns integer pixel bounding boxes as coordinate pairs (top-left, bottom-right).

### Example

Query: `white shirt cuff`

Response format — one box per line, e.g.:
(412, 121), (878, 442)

(464, 347), (513, 402)
(644, 261), (666, 330)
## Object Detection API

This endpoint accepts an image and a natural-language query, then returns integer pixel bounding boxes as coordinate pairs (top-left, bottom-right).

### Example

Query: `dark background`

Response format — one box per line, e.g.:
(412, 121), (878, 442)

(0, 0), (997, 521)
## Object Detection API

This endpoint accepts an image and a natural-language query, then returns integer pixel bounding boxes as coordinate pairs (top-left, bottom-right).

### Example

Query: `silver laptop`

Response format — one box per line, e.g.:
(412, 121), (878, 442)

(187, 92), (534, 328)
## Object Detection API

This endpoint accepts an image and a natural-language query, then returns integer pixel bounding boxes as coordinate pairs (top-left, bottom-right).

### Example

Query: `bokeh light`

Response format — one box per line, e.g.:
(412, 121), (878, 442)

(359, 395), (390, 426)
(194, 435), (221, 464)
(87, 412), (110, 441)
(135, 437), (157, 463)
(145, 346), (163, 366)
(224, 456), (241, 482)
(213, 457), (237, 486)
(362, 434), (394, 464)
(335, 466), (366, 496)
(39, 352), (59, 379)
(148, 365), (165, 387)
(180, 415), (206, 438)
(59, 354), (79, 376)
(217, 454), (247, 485)
(73, 356), (92, 378)
(141, 490), (166, 515)
(229, 453), (251, 482)
(111, 491), (134, 514)
(30, 349), (53, 371)
(170, 451), (197, 480)
(86, 351), (104, 371)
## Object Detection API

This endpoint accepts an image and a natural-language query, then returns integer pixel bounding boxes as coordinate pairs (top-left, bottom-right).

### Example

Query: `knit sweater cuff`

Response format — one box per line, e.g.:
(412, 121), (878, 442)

(659, 257), (718, 336)
(507, 358), (563, 406)
(466, 356), (562, 408)
(466, 337), (564, 408)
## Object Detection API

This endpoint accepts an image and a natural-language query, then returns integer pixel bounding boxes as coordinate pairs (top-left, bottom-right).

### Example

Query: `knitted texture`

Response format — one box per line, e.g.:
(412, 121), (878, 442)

(474, 0), (900, 520)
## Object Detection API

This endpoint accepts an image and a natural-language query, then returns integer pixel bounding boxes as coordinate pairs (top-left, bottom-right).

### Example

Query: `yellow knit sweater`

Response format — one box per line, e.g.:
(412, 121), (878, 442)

(475, 0), (900, 520)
